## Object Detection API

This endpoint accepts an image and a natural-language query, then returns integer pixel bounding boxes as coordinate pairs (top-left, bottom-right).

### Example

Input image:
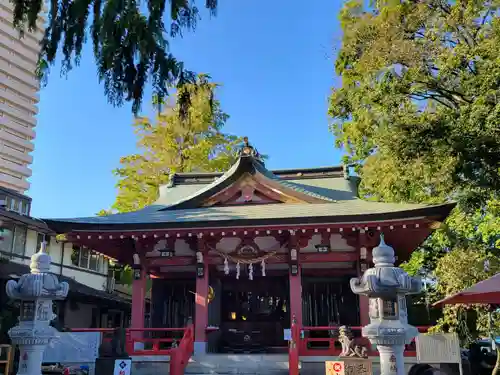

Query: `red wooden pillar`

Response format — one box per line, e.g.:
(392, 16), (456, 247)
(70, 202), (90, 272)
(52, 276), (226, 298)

(131, 269), (147, 327)
(359, 295), (370, 325)
(289, 266), (303, 326)
(289, 232), (303, 326)
(288, 232), (301, 375)
(131, 266), (147, 350)
(194, 236), (209, 355)
(358, 246), (370, 327)
(358, 245), (371, 350)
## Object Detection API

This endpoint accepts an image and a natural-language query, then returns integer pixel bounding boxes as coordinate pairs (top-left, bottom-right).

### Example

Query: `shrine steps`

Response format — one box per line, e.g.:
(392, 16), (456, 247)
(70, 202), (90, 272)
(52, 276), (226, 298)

(185, 354), (291, 374)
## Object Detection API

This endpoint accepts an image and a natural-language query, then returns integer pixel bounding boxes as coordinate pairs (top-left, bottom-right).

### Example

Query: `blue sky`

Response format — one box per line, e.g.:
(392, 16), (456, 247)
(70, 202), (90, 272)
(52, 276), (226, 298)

(28, 0), (345, 218)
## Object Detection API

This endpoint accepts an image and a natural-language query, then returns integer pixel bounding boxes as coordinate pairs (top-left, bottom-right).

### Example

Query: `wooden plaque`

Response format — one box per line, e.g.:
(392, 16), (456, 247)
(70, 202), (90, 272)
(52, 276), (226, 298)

(343, 358), (373, 375)
(416, 333), (461, 364)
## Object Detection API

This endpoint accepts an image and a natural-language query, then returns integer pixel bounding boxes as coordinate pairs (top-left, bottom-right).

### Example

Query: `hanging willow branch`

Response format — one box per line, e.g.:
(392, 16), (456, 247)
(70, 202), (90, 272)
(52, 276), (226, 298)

(11, 0), (218, 114)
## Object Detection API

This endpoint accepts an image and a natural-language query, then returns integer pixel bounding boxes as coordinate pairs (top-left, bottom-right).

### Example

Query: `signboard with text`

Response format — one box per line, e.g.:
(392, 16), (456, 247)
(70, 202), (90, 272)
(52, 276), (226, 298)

(326, 359), (373, 375)
(283, 329), (291, 341)
(416, 333), (461, 364)
(113, 359), (132, 375)
(325, 361), (345, 375)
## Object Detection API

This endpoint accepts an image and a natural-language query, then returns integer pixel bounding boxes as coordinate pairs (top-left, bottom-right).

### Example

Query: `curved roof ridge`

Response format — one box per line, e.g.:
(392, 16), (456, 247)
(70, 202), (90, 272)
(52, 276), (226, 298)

(156, 157), (245, 209)
(167, 165), (347, 186)
(157, 155), (342, 210)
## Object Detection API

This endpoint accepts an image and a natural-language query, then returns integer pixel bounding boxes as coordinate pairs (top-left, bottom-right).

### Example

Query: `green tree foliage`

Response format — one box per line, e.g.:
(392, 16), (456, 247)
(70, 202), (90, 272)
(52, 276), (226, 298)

(430, 247), (500, 338)
(11, 0), (218, 114)
(330, 0), (500, 342)
(96, 209), (113, 216)
(112, 74), (239, 213)
(330, 0), (500, 205)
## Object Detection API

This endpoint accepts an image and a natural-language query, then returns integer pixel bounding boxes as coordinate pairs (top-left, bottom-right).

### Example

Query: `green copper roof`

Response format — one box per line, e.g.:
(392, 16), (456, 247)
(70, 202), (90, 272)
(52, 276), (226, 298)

(43, 154), (455, 231)
(155, 156), (342, 209)
(155, 173), (357, 207)
(44, 201), (455, 231)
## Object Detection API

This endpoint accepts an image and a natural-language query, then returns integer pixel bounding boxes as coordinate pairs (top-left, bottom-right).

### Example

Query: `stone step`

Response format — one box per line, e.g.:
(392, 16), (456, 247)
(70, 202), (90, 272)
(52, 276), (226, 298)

(185, 354), (290, 374)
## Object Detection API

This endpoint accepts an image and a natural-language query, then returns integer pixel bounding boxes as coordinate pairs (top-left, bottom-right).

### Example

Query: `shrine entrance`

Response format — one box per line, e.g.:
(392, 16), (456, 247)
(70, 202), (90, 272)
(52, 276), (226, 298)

(218, 275), (289, 353)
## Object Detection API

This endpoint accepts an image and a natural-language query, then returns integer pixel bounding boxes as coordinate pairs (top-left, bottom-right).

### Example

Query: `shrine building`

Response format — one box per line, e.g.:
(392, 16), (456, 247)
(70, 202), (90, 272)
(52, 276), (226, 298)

(44, 143), (455, 356)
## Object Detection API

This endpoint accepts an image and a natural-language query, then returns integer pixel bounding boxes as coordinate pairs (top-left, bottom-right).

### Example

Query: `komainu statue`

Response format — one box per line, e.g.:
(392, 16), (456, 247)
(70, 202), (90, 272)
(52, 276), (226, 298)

(338, 326), (368, 358)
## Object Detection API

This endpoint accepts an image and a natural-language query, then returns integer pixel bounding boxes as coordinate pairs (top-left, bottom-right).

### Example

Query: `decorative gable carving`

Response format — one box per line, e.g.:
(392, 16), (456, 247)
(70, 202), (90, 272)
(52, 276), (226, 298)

(201, 173), (307, 207)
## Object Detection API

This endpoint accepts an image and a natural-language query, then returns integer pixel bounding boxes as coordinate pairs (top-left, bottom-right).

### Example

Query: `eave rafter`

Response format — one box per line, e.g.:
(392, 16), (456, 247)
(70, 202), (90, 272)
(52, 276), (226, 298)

(61, 217), (435, 242)
(58, 216), (440, 267)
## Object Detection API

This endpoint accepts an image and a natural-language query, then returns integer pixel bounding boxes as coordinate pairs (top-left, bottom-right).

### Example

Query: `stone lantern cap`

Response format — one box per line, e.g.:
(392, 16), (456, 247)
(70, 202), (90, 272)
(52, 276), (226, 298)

(6, 242), (69, 301)
(350, 235), (422, 298)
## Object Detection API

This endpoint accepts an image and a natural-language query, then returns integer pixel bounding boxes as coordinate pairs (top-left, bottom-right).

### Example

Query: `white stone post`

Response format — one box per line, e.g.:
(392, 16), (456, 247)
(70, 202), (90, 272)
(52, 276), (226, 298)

(350, 235), (422, 375)
(6, 242), (69, 375)
(378, 345), (405, 375)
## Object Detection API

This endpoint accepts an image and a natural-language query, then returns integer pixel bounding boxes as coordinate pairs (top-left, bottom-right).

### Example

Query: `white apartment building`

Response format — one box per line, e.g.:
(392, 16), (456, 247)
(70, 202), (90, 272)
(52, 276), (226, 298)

(0, 186), (133, 330)
(0, 0), (45, 193)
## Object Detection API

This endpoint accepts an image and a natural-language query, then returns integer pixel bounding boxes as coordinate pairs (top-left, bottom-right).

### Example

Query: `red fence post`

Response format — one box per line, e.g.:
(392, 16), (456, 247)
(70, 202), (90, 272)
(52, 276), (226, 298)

(125, 329), (133, 355)
(170, 349), (180, 375)
(289, 315), (300, 375)
(169, 324), (194, 375)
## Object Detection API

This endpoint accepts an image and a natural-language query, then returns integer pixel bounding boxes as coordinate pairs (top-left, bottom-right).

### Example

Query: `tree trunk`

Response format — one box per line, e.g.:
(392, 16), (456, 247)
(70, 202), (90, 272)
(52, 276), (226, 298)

(492, 346), (500, 375)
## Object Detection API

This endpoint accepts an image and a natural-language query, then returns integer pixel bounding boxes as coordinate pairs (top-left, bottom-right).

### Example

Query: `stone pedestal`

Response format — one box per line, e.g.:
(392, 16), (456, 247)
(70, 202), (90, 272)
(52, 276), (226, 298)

(17, 345), (46, 375)
(5, 243), (69, 375)
(344, 358), (373, 375)
(378, 345), (404, 375)
(350, 235), (422, 375)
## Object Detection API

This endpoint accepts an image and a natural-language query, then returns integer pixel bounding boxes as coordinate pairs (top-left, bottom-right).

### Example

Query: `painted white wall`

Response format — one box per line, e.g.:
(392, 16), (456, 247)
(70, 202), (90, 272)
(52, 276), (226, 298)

(9, 229), (109, 291)
(60, 242), (109, 291)
(62, 266), (108, 291)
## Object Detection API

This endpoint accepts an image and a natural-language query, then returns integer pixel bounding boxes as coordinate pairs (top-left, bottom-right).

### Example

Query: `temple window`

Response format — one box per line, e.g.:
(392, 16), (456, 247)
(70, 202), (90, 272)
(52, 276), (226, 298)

(12, 225), (26, 255)
(0, 192), (31, 216)
(7, 196), (20, 212)
(71, 245), (105, 272)
(0, 222), (14, 253)
(0, 222), (27, 256)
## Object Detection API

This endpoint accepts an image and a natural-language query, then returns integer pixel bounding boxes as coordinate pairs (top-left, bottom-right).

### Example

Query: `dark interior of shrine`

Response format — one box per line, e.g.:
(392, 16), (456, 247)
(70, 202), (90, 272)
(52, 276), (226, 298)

(218, 276), (289, 353)
(151, 274), (361, 353)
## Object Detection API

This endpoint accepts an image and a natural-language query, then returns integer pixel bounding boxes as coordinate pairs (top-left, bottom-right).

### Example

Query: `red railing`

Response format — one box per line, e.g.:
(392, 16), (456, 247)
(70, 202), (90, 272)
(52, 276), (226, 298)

(70, 326), (194, 375)
(298, 326), (430, 357)
(125, 328), (186, 356)
(169, 324), (194, 375)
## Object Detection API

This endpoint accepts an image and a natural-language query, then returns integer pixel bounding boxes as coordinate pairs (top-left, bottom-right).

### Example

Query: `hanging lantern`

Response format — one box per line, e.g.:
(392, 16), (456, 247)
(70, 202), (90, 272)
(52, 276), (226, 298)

(132, 253), (141, 280)
(207, 286), (215, 303)
(196, 251), (205, 278)
(133, 265), (142, 280)
(289, 249), (299, 276)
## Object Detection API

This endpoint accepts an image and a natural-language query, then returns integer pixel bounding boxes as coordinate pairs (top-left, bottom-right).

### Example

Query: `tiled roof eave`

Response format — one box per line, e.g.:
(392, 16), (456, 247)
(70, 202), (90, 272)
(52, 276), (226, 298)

(44, 202), (456, 233)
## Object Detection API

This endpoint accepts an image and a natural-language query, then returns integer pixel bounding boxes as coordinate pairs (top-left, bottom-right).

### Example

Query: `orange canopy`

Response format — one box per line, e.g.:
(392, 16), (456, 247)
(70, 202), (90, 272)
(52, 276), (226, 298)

(433, 273), (500, 307)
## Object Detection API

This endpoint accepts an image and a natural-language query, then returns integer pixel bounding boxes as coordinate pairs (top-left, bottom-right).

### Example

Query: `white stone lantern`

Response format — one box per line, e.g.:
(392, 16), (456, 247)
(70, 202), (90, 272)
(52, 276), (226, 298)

(350, 235), (422, 375)
(6, 242), (69, 375)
